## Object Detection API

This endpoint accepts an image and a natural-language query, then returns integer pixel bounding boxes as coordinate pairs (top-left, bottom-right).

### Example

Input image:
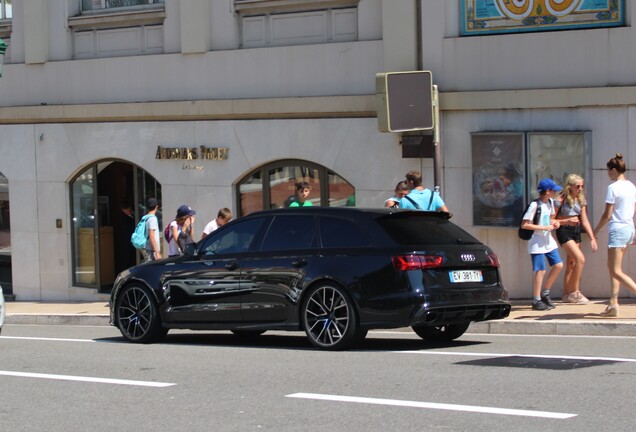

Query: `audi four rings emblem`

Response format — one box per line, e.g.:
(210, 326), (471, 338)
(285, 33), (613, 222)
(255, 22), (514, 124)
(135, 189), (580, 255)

(460, 254), (476, 262)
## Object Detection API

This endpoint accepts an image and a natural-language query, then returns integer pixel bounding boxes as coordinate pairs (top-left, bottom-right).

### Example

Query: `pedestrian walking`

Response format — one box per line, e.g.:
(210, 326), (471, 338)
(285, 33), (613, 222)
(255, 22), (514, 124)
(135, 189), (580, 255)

(520, 178), (563, 310)
(384, 181), (409, 208)
(555, 174), (597, 304)
(167, 204), (196, 257)
(201, 208), (233, 240)
(142, 197), (161, 262)
(399, 170), (449, 212)
(593, 153), (636, 317)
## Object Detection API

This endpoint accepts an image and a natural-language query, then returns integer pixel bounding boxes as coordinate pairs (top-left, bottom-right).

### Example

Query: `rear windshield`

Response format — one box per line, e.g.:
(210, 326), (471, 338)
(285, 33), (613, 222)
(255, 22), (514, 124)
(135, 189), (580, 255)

(377, 213), (481, 245)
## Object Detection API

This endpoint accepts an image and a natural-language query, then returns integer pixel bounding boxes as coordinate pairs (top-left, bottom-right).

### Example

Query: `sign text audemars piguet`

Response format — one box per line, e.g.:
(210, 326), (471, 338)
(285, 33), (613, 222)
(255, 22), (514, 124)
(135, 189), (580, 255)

(155, 146), (229, 160)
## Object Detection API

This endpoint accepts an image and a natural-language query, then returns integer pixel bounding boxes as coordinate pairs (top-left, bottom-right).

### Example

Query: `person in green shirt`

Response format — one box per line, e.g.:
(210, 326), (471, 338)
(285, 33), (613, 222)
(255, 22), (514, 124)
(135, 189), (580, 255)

(289, 181), (314, 207)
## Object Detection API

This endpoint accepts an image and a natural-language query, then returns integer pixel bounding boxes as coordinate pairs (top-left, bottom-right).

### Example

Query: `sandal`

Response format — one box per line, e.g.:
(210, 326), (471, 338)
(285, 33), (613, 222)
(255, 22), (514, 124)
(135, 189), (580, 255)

(600, 304), (619, 317)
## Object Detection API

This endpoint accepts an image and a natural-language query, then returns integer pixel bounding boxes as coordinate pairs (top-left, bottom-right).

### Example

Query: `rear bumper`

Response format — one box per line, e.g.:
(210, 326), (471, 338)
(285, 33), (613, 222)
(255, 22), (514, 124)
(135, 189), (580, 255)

(412, 303), (511, 326)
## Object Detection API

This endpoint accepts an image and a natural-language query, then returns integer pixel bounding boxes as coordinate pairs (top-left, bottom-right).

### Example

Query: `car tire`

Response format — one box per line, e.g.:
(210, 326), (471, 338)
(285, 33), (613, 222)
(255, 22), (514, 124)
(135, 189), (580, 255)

(301, 283), (358, 351)
(411, 323), (470, 342)
(115, 284), (167, 344)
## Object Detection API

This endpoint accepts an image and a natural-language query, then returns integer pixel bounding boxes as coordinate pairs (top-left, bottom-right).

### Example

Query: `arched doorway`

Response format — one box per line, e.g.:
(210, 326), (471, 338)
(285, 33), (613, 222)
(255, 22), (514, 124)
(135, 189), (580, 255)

(70, 160), (161, 293)
(0, 171), (11, 298)
(236, 159), (355, 217)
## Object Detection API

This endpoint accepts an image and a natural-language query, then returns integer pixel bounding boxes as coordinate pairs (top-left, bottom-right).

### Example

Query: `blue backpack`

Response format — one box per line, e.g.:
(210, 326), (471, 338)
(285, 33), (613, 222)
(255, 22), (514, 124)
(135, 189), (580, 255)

(131, 215), (154, 249)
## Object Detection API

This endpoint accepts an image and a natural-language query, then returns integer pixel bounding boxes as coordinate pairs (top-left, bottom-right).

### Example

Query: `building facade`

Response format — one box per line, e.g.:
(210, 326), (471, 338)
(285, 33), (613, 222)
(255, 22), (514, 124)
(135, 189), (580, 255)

(0, 0), (635, 301)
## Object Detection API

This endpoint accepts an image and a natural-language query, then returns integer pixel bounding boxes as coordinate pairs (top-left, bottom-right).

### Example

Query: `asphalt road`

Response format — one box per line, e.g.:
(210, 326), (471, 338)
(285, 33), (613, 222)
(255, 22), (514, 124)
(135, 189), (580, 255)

(2, 324), (636, 432)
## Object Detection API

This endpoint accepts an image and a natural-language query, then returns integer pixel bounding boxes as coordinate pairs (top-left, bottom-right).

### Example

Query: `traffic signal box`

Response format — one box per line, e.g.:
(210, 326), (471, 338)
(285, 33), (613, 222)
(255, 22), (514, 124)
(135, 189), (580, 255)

(376, 71), (434, 133)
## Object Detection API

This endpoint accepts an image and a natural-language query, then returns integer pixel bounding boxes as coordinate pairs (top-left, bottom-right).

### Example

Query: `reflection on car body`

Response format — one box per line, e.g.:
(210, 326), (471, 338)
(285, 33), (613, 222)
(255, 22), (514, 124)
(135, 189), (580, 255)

(110, 208), (510, 350)
(0, 284), (5, 334)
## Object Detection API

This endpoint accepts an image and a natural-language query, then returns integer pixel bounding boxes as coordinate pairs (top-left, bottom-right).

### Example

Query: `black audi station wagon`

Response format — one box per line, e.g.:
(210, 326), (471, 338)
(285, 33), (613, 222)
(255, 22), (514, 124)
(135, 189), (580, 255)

(110, 208), (510, 350)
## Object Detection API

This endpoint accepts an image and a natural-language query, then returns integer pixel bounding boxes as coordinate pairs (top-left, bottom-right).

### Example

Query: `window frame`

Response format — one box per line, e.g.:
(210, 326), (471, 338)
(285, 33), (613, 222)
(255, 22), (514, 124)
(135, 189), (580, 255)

(234, 0), (359, 15)
(0, 0), (11, 20)
(81, 0), (164, 14)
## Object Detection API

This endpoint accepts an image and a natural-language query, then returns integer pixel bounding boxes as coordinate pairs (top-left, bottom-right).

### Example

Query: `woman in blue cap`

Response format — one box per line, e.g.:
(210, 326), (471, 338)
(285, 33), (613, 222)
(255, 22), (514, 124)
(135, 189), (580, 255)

(520, 178), (564, 310)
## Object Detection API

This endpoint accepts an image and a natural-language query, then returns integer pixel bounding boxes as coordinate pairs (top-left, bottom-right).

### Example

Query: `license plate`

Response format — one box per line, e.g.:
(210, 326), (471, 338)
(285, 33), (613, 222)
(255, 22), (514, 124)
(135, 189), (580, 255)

(449, 270), (483, 283)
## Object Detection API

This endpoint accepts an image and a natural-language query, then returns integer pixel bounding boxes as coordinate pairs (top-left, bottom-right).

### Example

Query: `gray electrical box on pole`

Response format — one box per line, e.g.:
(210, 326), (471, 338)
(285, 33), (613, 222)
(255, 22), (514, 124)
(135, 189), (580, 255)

(375, 70), (433, 132)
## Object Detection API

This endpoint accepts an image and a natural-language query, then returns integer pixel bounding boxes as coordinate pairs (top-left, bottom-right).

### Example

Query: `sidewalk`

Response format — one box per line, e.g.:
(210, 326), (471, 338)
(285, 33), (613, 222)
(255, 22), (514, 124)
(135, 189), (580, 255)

(5, 299), (636, 336)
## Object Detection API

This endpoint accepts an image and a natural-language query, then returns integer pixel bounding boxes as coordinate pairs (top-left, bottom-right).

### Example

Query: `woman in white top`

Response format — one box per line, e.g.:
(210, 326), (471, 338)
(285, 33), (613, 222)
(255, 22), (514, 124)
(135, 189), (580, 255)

(593, 153), (636, 317)
(384, 181), (409, 208)
(168, 205), (196, 257)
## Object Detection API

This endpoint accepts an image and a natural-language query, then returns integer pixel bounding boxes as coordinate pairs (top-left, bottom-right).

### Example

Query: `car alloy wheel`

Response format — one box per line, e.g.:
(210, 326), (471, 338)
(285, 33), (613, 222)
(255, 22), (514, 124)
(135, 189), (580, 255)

(411, 323), (470, 343)
(116, 284), (167, 343)
(302, 284), (358, 350)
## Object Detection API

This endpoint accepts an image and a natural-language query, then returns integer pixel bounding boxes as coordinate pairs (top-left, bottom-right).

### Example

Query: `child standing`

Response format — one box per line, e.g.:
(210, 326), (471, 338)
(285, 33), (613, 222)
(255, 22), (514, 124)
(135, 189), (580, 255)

(521, 178), (564, 310)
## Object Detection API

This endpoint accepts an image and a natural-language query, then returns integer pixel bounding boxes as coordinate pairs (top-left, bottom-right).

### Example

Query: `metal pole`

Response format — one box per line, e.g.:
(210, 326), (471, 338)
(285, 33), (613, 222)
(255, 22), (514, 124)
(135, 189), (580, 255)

(432, 85), (441, 193)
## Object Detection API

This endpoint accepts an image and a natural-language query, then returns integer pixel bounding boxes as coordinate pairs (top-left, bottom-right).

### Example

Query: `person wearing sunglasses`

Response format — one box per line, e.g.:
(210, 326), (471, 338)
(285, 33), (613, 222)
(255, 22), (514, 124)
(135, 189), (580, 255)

(555, 174), (597, 304)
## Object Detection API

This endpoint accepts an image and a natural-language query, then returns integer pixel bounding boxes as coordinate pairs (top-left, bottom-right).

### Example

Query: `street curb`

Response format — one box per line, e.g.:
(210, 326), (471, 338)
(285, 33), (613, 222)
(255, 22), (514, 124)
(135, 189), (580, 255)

(7, 314), (636, 337)
(6, 314), (109, 326)
(468, 320), (636, 337)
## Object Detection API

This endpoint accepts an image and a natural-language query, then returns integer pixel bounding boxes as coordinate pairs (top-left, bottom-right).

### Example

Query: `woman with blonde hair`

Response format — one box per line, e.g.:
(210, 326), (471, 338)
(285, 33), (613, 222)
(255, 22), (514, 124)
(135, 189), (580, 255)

(555, 174), (597, 303)
(593, 153), (636, 317)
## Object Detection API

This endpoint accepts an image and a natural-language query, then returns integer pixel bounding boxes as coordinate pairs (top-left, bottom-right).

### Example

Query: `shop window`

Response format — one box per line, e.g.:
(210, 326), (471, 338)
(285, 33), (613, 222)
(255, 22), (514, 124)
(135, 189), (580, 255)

(237, 160), (355, 217)
(0, 0), (11, 20)
(471, 132), (589, 227)
(235, 0), (359, 48)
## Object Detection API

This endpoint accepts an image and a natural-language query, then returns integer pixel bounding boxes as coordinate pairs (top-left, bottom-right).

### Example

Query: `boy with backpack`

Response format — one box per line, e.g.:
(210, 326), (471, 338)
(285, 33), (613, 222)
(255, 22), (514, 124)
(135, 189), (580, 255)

(520, 178), (564, 311)
(131, 197), (161, 262)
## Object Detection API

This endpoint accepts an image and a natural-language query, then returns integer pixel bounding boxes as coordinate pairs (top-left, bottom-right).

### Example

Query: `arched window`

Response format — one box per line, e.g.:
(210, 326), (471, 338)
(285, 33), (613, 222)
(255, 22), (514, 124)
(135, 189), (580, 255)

(236, 160), (355, 217)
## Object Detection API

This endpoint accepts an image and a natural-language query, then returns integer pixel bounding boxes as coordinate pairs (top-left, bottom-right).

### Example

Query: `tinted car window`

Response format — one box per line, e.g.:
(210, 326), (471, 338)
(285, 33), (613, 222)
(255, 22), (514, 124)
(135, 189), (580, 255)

(200, 217), (267, 256)
(320, 216), (370, 248)
(260, 215), (316, 251)
(377, 213), (481, 245)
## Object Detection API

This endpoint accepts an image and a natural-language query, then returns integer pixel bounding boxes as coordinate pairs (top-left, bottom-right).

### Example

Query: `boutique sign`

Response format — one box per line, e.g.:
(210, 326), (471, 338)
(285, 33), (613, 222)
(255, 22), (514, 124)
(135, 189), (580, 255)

(155, 146), (229, 161)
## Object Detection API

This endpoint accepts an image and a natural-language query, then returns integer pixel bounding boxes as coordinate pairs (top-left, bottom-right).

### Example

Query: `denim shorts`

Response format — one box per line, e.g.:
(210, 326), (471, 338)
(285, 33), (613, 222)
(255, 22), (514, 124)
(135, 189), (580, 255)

(530, 249), (563, 272)
(608, 225), (635, 248)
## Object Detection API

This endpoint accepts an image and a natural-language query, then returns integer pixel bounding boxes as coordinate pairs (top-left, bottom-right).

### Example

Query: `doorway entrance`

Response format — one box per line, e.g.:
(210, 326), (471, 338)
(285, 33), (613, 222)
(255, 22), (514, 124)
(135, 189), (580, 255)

(70, 160), (161, 293)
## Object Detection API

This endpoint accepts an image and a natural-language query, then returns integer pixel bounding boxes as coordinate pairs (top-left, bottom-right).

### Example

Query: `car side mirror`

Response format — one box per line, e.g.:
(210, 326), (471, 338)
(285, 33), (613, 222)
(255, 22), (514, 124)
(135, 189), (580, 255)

(184, 243), (198, 256)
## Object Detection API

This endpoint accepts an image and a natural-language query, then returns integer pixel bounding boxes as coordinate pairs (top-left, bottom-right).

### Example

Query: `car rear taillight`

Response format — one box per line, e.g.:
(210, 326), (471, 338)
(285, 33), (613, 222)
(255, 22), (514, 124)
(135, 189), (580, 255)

(392, 254), (443, 271)
(487, 251), (500, 267)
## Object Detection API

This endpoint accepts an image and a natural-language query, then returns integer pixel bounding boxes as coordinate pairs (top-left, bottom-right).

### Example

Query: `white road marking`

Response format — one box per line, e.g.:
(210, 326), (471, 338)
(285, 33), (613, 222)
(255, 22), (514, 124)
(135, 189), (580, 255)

(0, 371), (175, 387)
(393, 350), (636, 363)
(0, 336), (96, 342)
(286, 393), (576, 419)
(373, 330), (636, 340)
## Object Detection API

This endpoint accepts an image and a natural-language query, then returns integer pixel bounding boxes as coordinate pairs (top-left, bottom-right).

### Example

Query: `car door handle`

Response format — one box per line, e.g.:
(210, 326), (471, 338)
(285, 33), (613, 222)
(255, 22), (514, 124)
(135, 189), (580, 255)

(225, 262), (240, 271)
(292, 259), (307, 267)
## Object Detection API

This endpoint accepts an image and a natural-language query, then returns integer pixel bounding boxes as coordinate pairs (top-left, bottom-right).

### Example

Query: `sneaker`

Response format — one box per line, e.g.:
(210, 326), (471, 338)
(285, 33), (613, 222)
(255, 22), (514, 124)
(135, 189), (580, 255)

(574, 291), (590, 304)
(532, 300), (550, 311)
(541, 294), (556, 309)
(561, 293), (576, 303)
